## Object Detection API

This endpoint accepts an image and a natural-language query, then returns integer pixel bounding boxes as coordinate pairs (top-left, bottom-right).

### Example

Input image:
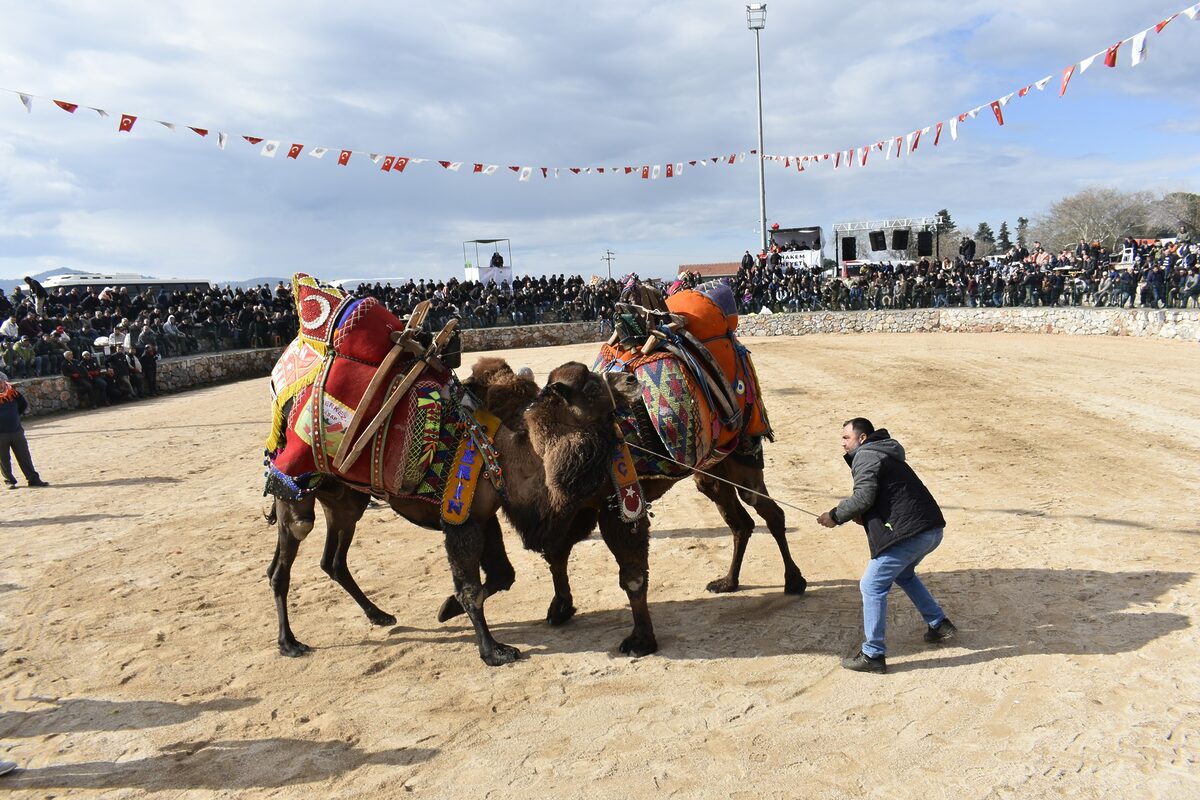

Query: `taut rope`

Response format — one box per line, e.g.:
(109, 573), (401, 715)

(623, 440), (820, 518)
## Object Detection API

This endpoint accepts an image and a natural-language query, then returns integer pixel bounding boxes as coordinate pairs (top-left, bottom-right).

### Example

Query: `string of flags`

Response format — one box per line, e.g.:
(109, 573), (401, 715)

(1, 82), (754, 181)
(2, 2), (1197, 183)
(764, 2), (1200, 175)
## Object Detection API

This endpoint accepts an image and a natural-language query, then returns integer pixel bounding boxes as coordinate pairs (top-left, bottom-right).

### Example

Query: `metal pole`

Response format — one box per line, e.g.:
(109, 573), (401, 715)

(754, 28), (768, 255)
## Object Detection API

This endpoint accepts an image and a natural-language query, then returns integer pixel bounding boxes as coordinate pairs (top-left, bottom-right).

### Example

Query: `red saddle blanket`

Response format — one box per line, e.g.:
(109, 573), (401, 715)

(266, 274), (465, 502)
(593, 284), (771, 473)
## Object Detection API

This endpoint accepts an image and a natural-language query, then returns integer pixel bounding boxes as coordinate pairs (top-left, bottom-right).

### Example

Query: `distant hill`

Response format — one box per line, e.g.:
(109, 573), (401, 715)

(0, 267), (91, 294)
(216, 276), (291, 289)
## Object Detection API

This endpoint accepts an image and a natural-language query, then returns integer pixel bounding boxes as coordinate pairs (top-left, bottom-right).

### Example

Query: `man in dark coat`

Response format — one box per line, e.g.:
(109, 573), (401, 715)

(818, 418), (956, 673)
(0, 371), (49, 488)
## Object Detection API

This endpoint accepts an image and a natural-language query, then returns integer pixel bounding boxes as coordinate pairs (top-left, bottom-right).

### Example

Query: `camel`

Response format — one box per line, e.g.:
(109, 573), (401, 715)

(266, 357), (658, 666)
(497, 361), (806, 632)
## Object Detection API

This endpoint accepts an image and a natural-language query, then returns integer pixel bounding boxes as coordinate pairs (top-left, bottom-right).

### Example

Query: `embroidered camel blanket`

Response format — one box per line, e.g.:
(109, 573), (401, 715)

(265, 274), (467, 504)
(593, 280), (772, 477)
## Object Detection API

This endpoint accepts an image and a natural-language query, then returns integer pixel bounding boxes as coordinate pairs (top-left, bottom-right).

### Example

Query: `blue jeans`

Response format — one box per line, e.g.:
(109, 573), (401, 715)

(859, 527), (946, 658)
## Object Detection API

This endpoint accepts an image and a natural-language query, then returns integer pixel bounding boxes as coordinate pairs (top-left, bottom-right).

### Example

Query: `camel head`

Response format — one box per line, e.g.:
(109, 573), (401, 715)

(524, 361), (621, 514)
(464, 357), (539, 431)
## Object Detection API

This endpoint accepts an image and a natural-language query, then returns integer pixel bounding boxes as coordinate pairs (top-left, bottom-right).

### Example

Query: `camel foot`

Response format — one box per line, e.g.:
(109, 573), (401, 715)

(367, 608), (397, 626)
(706, 576), (740, 594)
(546, 596), (576, 626)
(279, 639), (312, 658)
(784, 572), (807, 595)
(437, 595), (465, 622)
(481, 643), (521, 666)
(618, 632), (658, 657)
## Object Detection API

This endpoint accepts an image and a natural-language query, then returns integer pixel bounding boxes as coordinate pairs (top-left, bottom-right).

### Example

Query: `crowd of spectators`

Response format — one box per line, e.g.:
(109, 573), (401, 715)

(0, 273), (625, 399)
(710, 229), (1200, 314)
(4, 230), (1197, 399)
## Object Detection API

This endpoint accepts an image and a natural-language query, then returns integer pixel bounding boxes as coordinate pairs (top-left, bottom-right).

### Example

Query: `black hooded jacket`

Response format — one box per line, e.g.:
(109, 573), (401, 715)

(830, 429), (945, 558)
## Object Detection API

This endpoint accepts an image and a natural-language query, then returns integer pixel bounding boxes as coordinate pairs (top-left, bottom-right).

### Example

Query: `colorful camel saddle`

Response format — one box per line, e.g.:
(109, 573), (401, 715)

(264, 274), (498, 523)
(593, 280), (772, 479)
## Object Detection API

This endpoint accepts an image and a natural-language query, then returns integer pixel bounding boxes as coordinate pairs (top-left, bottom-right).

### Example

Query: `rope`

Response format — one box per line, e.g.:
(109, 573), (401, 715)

(623, 440), (820, 518)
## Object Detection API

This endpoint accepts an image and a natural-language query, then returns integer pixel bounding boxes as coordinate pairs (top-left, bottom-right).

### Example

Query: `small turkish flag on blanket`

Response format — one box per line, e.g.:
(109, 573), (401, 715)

(287, 143), (303, 159)
(119, 114), (136, 132)
(338, 150), (352, 166)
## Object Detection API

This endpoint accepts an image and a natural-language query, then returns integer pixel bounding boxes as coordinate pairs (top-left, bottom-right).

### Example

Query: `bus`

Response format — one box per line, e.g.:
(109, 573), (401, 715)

(40, 273), (213, 295)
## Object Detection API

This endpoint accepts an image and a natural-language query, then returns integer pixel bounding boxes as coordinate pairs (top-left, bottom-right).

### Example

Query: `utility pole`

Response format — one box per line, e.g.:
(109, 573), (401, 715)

(602, 249), (616, 281)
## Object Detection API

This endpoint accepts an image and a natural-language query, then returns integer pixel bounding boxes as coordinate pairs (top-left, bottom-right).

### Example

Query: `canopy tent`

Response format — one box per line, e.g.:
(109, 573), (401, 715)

(463, 238), (513, 289)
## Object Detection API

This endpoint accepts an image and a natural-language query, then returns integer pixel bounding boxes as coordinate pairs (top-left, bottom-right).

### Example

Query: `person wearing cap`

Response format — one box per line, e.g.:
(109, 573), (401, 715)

(817, 417), (955, 674)
(0, 371), (48, 489)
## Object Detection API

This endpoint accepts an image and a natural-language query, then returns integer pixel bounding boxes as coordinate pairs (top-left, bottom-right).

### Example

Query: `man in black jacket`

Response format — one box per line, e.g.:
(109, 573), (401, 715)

(818, 418), (956, 673)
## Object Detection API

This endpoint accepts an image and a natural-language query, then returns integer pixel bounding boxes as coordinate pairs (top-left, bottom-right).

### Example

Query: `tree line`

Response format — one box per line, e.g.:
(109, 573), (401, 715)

(929, 189), (1200, 259)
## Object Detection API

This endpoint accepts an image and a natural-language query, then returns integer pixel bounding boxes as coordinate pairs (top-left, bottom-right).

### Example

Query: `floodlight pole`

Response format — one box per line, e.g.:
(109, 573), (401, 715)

(748, 5), (768, 255)
(602, 249), (616, 281)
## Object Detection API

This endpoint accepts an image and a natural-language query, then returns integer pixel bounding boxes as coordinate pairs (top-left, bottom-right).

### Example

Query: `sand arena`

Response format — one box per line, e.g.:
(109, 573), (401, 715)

(1, 332), (1197, 799)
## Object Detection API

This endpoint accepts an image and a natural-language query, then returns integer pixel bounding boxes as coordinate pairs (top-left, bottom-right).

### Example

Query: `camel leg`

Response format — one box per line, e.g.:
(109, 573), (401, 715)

(444, 521), (521, 666)
(545, 508), (597, 625)
(317, 490), (396, 626)
(735, 472), (806, 595)
(437, 516), (515, 622)
(269, 495), (317, 657)
(693, 472), (755, 593)
(598, 508), (657, 657)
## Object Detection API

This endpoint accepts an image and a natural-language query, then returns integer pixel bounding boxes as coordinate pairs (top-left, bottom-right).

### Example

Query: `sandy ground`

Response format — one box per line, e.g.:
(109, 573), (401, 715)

(0, 332), (1197, 799)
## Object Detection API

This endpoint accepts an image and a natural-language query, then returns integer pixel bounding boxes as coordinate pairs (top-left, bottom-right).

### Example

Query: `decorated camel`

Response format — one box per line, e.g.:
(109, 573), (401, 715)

(263, 274), (666, 665)
(263, 273), (804, 666)
(440, 278), (806, 628)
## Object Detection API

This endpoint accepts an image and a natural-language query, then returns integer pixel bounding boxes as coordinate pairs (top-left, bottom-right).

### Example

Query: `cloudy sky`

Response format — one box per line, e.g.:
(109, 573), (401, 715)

(1, 1), (1198, 284)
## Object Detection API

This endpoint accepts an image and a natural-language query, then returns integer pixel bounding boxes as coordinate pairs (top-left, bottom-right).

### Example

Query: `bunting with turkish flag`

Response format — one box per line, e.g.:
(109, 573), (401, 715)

(381, 155), (396, 171)
(189, 126), (208, 136)
(990, 100), (1005, 126)
(1105, 41), (1122, 67)
(118, 114), (136, 132)
(394, 157), (409, 172)
(54, 100), (77, 113)
(337, 150), (352, 166)
(287, 143), (303, 159)
(1059, 64), (1076, 96)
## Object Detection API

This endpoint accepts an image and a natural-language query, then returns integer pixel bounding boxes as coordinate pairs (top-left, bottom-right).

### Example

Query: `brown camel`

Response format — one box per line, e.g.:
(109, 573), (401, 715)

(500, 361), (806, 634)
(266, 357), (656, 665)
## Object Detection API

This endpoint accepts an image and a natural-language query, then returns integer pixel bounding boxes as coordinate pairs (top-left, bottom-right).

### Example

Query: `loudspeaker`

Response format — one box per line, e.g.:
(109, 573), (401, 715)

(891, 229), (910, 250)
(917, 230), (934, 257)
(869, 231), (887, 251)
(841, 237), (857, 261)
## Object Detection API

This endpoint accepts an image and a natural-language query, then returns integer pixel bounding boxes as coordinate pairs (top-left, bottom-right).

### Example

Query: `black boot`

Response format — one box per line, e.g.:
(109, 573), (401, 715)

(841, 650), (887, 674)
(924, 617), (957, 643)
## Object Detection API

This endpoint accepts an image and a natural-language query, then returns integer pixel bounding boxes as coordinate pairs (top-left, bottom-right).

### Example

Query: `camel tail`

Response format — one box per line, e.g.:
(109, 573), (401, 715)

(263, 499), (278, 526)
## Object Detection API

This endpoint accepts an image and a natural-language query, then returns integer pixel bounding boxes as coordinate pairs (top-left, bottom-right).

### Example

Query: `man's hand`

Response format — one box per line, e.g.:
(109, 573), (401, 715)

(817, 511), (837, 528)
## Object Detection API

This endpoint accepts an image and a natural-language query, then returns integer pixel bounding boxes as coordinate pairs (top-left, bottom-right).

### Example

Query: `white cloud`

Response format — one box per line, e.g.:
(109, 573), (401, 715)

(0, 0), (1197, 282)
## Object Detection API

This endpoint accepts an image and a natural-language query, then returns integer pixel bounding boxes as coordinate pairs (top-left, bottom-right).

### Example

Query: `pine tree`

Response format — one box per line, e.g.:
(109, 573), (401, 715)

(974, 222), (995, 244)
(1016, 217), (1030, 248)
(997, 221), (1013, 251)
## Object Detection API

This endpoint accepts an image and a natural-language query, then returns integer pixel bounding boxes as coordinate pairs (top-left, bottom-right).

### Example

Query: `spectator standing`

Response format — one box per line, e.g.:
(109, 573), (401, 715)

(0, 370), (49, 488)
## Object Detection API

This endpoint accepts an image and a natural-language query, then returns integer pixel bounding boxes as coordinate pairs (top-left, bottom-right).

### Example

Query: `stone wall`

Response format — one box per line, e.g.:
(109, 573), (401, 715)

(460, 320), (603, 352)
(737, 307), (1200, 342)
(17, 348), (283, 418)
(15, 309), (1196, 417)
